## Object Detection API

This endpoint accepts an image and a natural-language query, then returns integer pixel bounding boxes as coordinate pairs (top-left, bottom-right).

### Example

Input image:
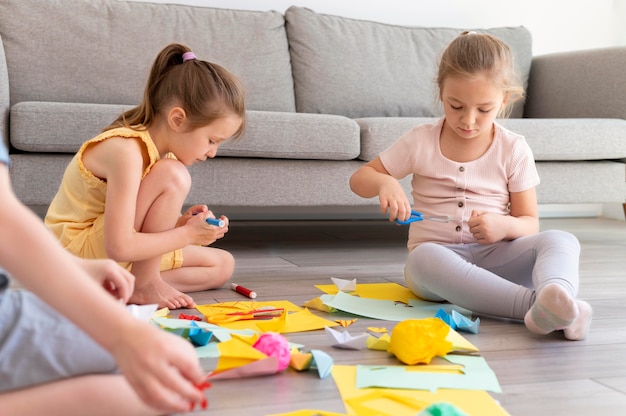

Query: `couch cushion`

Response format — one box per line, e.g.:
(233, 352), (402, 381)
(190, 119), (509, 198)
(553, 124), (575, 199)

(285, 6), (532, 119)
(10, 102), (360, 161)
(0, 0), (295, 112)
(356, 117), (626, 162)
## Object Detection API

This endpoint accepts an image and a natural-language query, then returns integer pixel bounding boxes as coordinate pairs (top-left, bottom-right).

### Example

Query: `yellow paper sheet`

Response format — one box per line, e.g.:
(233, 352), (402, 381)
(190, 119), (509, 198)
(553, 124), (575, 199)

(332, 365), (510, 416)
(197, 301), (338, 332)
(315, 282), (419, 303)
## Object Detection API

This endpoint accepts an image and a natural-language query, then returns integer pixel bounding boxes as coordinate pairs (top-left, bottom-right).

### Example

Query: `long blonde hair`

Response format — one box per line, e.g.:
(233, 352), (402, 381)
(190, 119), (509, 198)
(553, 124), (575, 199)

(106, 43), (245, 136)
(437, 32), (524, 117)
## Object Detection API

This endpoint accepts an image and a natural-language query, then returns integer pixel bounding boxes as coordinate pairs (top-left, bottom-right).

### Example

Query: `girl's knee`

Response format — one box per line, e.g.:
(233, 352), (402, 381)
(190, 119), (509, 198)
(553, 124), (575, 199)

(149, 158), (192, 193)
(540, 230), (580, 253)
(213, 250), (235, 286)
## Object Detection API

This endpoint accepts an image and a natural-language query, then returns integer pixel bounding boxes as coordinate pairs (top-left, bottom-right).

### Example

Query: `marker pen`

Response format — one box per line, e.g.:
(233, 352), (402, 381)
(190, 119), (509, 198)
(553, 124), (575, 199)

(206, 218), (225, 227)
(231, 283), (257, 299)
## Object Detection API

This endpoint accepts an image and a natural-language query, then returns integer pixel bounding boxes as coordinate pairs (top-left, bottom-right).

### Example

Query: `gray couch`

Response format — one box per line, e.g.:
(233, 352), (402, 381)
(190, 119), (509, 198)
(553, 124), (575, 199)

(1, 0), (625, 219)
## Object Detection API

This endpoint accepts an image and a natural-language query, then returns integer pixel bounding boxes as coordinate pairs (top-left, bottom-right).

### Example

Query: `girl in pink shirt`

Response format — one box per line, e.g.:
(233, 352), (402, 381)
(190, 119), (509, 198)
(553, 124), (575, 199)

(350, 32), (592, 340)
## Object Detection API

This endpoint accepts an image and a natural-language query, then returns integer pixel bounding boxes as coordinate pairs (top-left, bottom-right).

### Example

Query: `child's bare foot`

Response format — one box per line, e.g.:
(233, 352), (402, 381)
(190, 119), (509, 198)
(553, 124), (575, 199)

(564, 300), (592, 341)
(129, 278), (195, 309)
(524, 283), (578, 335)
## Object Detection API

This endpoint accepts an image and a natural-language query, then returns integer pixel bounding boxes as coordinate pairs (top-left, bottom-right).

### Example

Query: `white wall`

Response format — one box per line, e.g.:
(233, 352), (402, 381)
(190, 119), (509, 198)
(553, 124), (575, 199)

(129, 0), (626, 56)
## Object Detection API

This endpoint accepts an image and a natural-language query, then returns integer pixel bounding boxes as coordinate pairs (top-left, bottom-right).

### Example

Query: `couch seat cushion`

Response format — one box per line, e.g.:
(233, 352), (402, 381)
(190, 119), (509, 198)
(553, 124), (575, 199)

(286, 6), (532, 119)
(356, 117), (626, 162)
(10, 102), (360, 161)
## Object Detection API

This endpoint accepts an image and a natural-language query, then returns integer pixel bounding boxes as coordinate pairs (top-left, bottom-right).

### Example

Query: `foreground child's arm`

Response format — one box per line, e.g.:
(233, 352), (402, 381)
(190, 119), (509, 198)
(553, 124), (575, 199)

(350, 157), (413, 222)
(0, 165), (205, 412)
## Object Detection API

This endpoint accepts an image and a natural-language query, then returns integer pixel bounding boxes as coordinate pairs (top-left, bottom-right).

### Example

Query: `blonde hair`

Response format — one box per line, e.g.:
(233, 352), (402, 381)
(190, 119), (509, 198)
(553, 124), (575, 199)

(437, 32), (524, 117)
(106, 43), (246, 136)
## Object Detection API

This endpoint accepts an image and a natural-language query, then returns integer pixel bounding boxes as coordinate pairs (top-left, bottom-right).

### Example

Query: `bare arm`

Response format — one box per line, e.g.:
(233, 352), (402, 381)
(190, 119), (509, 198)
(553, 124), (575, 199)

(83, 137), (219, 262)
(350, 157), (412, 222)
(0, 164), (205, 412)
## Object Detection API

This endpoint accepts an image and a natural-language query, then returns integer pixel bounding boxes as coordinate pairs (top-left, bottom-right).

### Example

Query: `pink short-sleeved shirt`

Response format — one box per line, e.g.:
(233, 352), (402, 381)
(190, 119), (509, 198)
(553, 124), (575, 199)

(380, 118), (540, 250)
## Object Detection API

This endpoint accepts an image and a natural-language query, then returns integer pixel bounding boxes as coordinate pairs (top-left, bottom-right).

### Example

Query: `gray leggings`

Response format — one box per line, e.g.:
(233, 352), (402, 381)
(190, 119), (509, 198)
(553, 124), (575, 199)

(404, 230), (580, 320)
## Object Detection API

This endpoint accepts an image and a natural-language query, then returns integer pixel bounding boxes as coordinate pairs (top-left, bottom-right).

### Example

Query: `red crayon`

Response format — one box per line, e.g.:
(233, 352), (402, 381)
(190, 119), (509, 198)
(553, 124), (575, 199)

(231, 283), (257, 299)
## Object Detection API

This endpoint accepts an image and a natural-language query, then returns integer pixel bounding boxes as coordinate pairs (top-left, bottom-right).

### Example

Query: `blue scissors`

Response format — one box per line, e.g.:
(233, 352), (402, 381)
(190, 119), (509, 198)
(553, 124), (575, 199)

(395, 210), (462, 225)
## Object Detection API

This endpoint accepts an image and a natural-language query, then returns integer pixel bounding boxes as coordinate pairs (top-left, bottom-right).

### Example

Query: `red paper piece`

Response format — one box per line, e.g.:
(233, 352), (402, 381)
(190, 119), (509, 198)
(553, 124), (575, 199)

(179, 313), (202, 321)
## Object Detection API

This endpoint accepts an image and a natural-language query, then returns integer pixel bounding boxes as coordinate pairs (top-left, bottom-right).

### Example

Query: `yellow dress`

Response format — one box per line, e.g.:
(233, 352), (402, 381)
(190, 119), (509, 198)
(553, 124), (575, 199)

(45, 127), (182, 271)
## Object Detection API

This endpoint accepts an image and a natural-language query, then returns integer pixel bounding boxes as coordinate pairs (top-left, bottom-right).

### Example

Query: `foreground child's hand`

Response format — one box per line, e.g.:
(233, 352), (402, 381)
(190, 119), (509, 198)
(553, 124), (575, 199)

(112, 320), (206, 413)
(76, 257), (135, 303)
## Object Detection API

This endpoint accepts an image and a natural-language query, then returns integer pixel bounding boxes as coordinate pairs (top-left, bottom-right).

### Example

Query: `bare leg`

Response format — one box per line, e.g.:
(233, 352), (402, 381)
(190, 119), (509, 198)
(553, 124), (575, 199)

(162, 244), (235, 292)
(0, 375), (158, 416)
(128, 159), (194, 309)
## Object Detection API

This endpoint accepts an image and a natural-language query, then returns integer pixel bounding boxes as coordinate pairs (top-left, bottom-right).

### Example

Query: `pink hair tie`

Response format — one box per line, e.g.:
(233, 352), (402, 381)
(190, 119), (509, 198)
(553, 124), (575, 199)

(182, 51), (196, 62)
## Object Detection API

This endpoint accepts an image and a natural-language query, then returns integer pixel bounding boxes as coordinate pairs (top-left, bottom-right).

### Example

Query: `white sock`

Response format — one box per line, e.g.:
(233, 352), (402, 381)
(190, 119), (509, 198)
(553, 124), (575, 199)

(524, 283), (578, 335)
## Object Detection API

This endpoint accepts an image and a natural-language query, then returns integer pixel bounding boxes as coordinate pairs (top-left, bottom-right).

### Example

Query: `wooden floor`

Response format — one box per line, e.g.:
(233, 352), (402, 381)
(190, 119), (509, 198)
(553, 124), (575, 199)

(177, 217), (626, 416)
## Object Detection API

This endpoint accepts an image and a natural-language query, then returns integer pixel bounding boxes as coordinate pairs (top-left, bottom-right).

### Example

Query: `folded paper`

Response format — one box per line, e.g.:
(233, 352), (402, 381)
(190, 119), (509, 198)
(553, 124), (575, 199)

(331, 277), (357, 292)
(435, 308), (480, 334)
(325, 326), (369, 350)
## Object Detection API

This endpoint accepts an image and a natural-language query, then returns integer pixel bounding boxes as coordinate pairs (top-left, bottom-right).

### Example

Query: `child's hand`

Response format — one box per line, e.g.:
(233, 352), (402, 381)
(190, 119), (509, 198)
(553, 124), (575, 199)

(187, 212), (229, 246)
(175, 204), (209, 228)
(76, 257), (135, 303)
(112, 321), (206, 413)
(378, 179), (412, 223)
(468, 210), (507, 244)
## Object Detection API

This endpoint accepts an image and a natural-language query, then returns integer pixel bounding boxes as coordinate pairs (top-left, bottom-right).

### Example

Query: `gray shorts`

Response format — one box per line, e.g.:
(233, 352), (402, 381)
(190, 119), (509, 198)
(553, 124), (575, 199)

(0, 288), (117, 392)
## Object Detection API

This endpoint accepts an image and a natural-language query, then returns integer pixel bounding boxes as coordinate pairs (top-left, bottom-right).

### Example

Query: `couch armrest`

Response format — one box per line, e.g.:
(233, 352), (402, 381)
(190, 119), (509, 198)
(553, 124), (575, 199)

(524, 47), (626, 119)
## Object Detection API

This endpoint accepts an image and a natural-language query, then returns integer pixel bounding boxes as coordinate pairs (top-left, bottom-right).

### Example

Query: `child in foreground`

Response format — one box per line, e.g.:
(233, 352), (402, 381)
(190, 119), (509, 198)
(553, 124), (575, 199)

(45, 43), (246, 309)
(0, 135), (206, 414)
(350, 32), (592, 340)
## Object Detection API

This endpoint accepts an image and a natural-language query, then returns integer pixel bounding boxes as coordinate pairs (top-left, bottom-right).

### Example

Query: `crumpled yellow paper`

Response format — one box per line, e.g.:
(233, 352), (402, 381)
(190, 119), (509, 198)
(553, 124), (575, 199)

(388, 318), (452, 365)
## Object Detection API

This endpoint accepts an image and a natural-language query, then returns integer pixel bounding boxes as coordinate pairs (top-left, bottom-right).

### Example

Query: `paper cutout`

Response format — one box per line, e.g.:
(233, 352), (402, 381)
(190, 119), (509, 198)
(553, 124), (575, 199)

(267, 410), (347, 416)
(152, 317), (256, 343)
(355, 355), (502, 393)
(254, 308), (339, 333)
(331, 277), (357, 292)
(197, 301), (336, 332)
(208, 356), (281, 380)
(214, 336), (268, 372)
(126, 303), (158, 321)
(310, 349), (334, 379)
(179, 313), (202, 321)
(288, 348), (334, 379)
(325, 326), (369, 350)
(332, 365), (508, 416)
(316, 282), (419, 303)
(336, 319), (357, 327)
(366, 334), (390, 351)
(188, 321), (213, 346)
(346, 390), (430, 416)
(289, 348), (313, 371)
(320, 291), (472, 322)
(367, 327), (388, 334)
(435, 308), (480, 334)
(153, 307), (170, 318)
(302, 297), (336, 312)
